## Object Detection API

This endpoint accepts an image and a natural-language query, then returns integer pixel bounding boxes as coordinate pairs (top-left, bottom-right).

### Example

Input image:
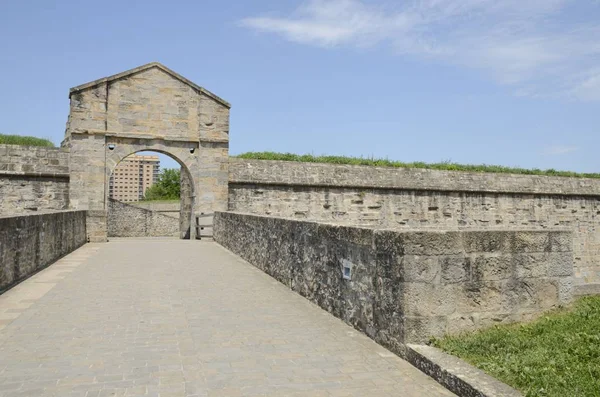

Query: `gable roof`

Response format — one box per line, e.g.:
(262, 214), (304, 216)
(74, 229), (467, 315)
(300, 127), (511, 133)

(69, 62), (231, 108)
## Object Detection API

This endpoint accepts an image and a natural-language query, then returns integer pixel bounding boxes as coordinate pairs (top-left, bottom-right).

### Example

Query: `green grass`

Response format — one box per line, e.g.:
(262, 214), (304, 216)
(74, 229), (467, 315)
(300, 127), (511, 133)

(235, 152), (600, 179)
(432, 297), (600, 397)
(0, 133), (54, 147)
(134, 199), (180, 204)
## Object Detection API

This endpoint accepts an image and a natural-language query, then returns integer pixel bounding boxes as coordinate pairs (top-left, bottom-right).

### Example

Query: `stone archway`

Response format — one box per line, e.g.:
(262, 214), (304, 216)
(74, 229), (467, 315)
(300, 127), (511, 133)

(107, 144), (196, 239)
(62, 62), (231, 242)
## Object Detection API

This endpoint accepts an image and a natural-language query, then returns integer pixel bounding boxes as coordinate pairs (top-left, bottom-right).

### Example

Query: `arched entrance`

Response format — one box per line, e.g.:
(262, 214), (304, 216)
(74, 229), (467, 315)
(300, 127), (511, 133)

(62, 62), (231, 242)
(107, 149), (195, 239)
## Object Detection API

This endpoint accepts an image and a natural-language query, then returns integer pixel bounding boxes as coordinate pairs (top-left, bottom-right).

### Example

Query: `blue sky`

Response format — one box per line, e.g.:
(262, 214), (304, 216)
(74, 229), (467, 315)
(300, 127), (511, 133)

(1, 0), (599, 172)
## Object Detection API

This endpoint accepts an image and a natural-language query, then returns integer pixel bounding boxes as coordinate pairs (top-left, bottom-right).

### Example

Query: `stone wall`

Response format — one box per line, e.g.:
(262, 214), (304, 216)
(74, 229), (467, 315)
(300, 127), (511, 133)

(214, 211), (573, 348)
(108, 199), (179, 238)
(0, 144), (70, 215)
(229, 159), (600, 288)
(130, 201), (180, 219)
(0, 211), (86, 293)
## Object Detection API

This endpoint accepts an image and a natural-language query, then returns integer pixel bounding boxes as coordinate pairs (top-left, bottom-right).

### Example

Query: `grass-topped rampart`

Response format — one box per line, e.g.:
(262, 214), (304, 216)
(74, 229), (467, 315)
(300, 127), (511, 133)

(0, 134), (54, 147)
(236, 152), (600, 179)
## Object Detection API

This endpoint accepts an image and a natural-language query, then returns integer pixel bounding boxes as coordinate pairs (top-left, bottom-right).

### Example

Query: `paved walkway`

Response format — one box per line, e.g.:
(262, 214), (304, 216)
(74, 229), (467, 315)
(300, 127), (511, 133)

(0, 239), (454, 397)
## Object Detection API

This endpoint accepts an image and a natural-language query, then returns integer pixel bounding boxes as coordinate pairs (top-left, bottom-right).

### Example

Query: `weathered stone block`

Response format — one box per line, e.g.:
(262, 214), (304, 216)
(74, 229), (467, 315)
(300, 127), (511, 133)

(454, 281), (506, 314)
(403, 316), (448, 344)
(373, 230), (404, 254)
(512, 253), (549, 278)
(402, 255), (440, 283)
(547, 252), (574, 277)
(548, 231), (573, 252)
(513, 231), (551, 253)
(440, 256), (469, 284)
(557, 277), (574, 304)
(470, 254), (515, 281)
(462, 230), (513, 253)
(403, 283), (460, 317)
(402, 232), (464, 256)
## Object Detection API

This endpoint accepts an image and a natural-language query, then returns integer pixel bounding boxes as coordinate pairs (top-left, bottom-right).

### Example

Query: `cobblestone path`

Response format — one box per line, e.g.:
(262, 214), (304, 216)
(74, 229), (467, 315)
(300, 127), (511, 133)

(0, 239), (454, 397)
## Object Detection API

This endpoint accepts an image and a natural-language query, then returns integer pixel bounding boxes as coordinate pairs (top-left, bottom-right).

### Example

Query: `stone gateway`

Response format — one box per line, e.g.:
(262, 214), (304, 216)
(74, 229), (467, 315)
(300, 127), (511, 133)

(62, 62), (230, 241)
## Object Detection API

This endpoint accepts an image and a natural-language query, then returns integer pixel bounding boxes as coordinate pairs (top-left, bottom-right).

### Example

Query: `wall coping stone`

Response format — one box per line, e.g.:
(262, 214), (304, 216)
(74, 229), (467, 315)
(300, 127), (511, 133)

(0, 144), (67, 151)
(71, 130), (229, 145)
(0, 170), (70, 179)
(573, 283), (600, 297)
(229, 158), (600, 197)
(406, 344), (522, 397)
(0, 209), (85, 220)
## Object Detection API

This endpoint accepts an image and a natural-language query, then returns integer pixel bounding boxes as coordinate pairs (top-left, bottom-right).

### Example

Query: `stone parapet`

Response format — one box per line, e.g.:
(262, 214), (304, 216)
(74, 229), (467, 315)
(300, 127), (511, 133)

(214, 211), (573, 347)
(108, 199), (179, 238)
(129, 201), (180, 219)
(229, 158), (600, 195)
(0, 211), (86, 293)
(0, 144), (69, 174)
(0, 145), (70, 215)
(228, 159), (600, 287)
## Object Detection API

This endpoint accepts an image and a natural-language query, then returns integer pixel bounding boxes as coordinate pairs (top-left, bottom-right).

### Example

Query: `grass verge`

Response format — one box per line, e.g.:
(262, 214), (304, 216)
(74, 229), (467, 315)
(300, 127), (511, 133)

(235, 152), (600, 179)
(133, 199), (180, 204)
(0, 133), (54, 147)
(432, 297), (600, 397)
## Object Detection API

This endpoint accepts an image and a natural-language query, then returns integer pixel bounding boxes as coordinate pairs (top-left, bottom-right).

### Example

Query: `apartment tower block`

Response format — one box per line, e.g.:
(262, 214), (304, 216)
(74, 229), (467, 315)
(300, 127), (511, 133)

(109, 155), (160, 202)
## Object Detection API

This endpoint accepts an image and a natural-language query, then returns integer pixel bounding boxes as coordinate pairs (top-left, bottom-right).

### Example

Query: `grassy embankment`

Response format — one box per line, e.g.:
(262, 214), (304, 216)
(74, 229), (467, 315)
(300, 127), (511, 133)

(132, 199), (180, 204)
(432, 297), (600, 397)
(236, 152), (600, 179)
(0, 134), (54, 147)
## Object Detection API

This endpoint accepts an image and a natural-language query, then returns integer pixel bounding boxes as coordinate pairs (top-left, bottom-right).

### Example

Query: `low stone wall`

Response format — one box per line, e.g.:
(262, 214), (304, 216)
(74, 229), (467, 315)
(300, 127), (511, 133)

(229, 159), (600, 289)
(0, 211), (86, 293)
(0, 144), (69, 174)
(0, 144), (70, 215)
(108, 199), (179, 238)
(214, 212), (573, 349)
(129, 201), (180, 220)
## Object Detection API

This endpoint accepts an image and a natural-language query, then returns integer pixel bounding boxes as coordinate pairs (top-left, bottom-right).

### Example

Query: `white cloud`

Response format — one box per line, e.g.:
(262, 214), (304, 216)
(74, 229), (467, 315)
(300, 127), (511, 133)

(241, 1), (417, 48)
(570, 70), (600, 101)
(542, 145), (579, 155)
(240, 0), (600, 100)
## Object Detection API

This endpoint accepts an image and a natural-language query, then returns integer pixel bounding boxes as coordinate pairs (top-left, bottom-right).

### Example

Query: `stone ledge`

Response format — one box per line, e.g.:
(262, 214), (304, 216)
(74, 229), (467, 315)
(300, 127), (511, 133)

(72, 130), (198, 142)
(573, 283), (600, 297)
(71, 130), (229, 145)
(229, 158), (600, 197)
(406, 344), (522, 397)
(0, 209), (84, 220)
(0, 170), (70, 179)
(0, 144), (68, 152)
